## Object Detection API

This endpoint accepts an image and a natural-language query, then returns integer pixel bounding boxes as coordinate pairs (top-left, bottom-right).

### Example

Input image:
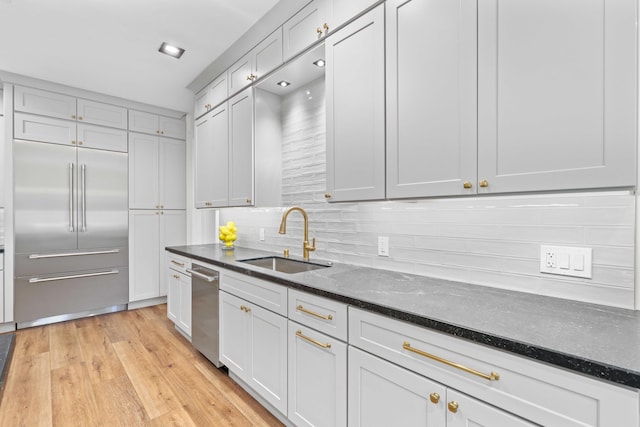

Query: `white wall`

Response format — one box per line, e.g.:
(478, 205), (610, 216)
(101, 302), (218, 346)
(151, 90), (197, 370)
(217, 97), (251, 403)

(218, 78), (637, 310)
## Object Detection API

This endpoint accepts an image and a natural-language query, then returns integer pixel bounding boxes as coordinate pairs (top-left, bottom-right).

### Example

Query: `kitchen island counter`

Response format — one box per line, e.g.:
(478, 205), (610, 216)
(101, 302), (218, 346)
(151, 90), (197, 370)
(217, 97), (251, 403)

(167, 244), (640, 389)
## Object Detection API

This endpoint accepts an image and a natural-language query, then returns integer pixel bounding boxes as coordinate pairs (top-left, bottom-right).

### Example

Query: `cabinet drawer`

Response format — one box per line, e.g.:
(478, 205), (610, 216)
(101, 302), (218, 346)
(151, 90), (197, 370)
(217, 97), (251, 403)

(78, 123), (128, 152)
(166, 252), (190, 275)
(349, 307), (639, 427)
(77, 99), (127, 129)
(288, 288), (347, 340)
(221, 271), (287, 316)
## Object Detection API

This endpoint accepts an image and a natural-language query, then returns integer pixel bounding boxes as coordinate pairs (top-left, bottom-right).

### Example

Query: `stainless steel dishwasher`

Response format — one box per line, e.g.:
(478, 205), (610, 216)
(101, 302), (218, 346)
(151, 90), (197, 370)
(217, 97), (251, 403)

(187, 263), (222, 367)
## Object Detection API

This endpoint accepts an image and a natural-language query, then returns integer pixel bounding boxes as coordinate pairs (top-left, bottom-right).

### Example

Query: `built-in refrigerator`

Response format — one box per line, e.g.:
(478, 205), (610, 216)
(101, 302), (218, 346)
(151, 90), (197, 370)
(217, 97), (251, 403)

(13, 139), (128, 327)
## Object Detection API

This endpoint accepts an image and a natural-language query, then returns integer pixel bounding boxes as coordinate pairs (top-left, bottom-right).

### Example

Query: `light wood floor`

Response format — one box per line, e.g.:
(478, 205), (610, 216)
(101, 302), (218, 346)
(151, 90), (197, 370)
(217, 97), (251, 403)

(0, 304), (284, 427)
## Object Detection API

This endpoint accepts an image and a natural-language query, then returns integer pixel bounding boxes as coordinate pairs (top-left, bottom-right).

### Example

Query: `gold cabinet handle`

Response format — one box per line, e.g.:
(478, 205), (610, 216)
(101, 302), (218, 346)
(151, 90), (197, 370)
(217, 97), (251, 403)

(246, 198), (252, 204)
(71, 140), (77, 145)
(247, 75), (253, 81)
(479, 179), (489, 188)
(78, 141), (83, 145)
(324, 193), (331, 198)
(240, 305), (251, 313)
(297, 304), (333, 321)
(448, 401), (459, 413)
(72, 114), (76, 119)
(170, 260), (185, 267)
(296, 330), (331, 348)
(316, 27), (323, 35)
(402, 342), (500, 381)
(429, 392), (440, 404)
(463, 181), (472, 189)
(323, 22), (329, 32)
(173, 274), (179, 279)
(78, 116), (83, 121)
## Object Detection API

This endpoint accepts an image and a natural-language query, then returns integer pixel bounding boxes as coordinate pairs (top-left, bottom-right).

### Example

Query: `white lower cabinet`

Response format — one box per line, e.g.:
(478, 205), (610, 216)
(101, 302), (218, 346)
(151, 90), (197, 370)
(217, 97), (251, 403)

(167, 264), (191, 337)
(219, 289), (288, 415)
(288, 321), (347, 427)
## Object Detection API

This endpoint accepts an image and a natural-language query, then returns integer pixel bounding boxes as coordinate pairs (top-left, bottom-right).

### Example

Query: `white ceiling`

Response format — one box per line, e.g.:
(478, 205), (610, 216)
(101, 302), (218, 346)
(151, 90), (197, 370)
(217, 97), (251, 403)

(0, 0), (280, 113)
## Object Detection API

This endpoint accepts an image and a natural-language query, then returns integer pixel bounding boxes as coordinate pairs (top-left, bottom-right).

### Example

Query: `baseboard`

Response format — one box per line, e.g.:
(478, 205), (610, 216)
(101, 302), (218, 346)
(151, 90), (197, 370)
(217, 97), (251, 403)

(127, 296), (167, 310)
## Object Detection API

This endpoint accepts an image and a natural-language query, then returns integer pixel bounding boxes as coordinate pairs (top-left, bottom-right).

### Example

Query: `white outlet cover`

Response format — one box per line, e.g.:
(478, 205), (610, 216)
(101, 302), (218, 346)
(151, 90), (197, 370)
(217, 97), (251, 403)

(540, 245), (592, 279)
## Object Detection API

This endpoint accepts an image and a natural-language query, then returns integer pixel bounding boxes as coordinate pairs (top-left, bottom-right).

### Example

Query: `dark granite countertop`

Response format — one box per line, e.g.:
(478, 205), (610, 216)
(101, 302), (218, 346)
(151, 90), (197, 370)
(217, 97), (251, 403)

(167, 244), (640, 389)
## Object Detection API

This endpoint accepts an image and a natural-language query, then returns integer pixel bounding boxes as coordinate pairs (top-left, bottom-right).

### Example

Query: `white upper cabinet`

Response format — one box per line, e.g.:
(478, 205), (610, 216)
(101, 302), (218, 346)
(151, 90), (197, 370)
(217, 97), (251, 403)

(253, 28), (283, 81)
(229, 53), (253, 95)
(228, 88), (254, 207)
(194, 102), (229, 208)
(77, 123), (128, 152)
(386, 0), (477, 199)
(229, 29), (284, 95)
(477, 0), (637, 193)
(129, 110), (185, 140)
(14, 86), (127, 129)
(282, 0), (328, 61)
(14, 86), (76, 120)
(327, 0), (380, 31)
(194, 71), (229, 119)
(326, 5), (385, 202)
(76, 99), (127, 129)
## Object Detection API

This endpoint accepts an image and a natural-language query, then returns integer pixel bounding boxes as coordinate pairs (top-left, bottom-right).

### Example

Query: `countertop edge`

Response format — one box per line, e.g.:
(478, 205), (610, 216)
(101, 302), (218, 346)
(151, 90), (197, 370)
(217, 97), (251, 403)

(167, 246), (640, 389)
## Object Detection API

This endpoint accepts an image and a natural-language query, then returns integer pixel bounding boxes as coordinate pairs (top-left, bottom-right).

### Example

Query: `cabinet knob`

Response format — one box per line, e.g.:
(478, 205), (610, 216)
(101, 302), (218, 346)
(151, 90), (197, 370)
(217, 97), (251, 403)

(161, 131), (164, 135)
(317, 27), (323, 35)
(323, 22), (330, 33)
(78, 116), (83, 121)
(479, 179), (489, 188)
(156, 130), (160, 134)
(463, 181), (472, 189)
(71, 114), (76, 119)
(447, 401), (459, 413)
(324, 193), (331, 199)
(78, 141), (83, 145)
(71, 140), (76, 145)
(246, 199), (252, 204)
(429, 393), (440, 404)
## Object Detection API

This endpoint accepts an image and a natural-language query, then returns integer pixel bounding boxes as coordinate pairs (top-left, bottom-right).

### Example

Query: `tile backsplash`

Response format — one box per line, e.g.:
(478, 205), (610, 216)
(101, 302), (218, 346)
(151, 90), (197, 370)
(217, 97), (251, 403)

(218, 78), (636, 309)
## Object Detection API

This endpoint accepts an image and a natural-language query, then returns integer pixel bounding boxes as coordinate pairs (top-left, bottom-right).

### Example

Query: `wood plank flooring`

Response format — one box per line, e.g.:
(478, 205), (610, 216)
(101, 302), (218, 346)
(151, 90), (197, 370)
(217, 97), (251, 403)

(0, 304), (284, 427)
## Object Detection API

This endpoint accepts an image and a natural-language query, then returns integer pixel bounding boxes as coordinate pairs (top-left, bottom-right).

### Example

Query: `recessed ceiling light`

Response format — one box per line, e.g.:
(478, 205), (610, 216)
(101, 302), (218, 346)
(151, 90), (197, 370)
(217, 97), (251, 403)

(277, 81), (291, 87)
(158, 42), (185, 59)
(313, 58), (326, 68)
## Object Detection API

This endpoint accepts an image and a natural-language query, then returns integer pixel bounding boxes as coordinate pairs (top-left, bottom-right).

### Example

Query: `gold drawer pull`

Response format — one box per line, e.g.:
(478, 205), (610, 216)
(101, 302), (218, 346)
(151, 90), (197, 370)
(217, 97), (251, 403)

(296, 330), (331, 348)
(240, 305), (251, 313)
(297, 304), (333, 321)
(403, 341), (500, 381)
(463, 181), (472, 189)
(170, 260), (185, 267)
(479, 179), (489, 188)
(448, 401), (459, 413)
(429, 392), (440, 404)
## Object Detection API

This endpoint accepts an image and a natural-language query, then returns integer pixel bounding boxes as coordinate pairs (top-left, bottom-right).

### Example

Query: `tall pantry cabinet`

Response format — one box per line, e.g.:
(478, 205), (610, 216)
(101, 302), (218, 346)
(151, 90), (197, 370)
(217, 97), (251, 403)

(129, 111), (186, 303)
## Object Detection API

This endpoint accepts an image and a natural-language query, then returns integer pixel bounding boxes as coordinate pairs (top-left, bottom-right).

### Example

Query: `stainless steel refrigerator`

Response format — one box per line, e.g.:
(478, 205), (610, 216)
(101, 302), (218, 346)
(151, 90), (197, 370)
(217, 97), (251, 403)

(14, 139), (129, 327)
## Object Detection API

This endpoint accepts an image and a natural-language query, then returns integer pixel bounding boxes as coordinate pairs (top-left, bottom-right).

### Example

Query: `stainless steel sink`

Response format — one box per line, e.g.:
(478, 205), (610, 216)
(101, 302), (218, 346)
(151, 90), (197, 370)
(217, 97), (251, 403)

(238, 256), (331, 274)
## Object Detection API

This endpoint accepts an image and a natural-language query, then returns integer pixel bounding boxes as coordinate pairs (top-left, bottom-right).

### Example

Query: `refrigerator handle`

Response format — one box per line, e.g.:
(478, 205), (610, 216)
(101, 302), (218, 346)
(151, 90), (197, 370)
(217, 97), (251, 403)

(81, 164), (87, 232)
(69, 163), (74, 232)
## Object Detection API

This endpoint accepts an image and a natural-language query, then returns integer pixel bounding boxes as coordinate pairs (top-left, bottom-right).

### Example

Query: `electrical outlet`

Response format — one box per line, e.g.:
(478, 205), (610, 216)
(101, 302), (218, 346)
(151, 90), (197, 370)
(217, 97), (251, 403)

(259, 228), (265, 241)
(540, 245), (592, 279)
(378, 236), (389, 257)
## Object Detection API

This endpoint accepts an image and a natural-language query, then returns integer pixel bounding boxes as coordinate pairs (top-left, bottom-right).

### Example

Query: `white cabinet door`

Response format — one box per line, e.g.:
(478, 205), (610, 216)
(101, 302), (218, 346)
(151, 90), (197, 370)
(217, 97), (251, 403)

(247, 303), (288, 415)
(326, 5), (385, 202)
(159, 116), (186, 140)
(159, 211), (186, 296)
(386, 0), (477, 198)
(77, 99), (127, 129)
(220, 290), (249, 377)
(253, 28), (283, 80)
(348, 346), (447, 427)
(129, 110), (159, 135)
(159, 138), (186, 209)
(446, 390), (536, 427)
(288, 321), (347, 427)
(177, 272), (192, 336)
(195, 112), (218, 208)
(327, 0), (379, 31)
(14, 86), (76, 120)
(78, 123), (128, 152)
(477, 0), (637, 193)
(194, 72), (229, 119)
(129, 210), (160, 302)
(229, 53), (253, 95)
(228, 89), (254, 207)
(167, 269), (180, 323)
(14, 113), (76, 146)
(194, 87), (210, 120)
(0, 114), (3, 207)
(282, 0), (327, 60)
(128, 133), (159, 209)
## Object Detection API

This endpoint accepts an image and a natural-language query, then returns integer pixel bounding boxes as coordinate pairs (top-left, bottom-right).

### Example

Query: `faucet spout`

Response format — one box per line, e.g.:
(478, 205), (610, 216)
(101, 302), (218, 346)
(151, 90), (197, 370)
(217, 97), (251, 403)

(279, 206), (316, 261)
